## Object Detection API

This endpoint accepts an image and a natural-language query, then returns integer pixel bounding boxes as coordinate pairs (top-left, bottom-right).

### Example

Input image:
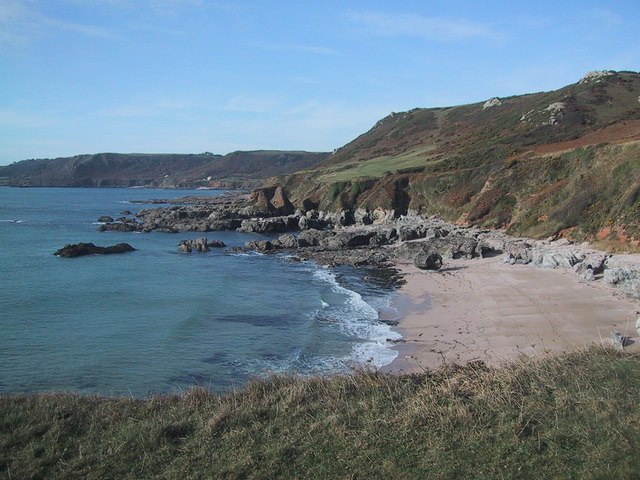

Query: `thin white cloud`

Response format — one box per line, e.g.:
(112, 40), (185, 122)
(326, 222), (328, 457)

(350, 11), (505, 42)
(0, 0), (117, 48)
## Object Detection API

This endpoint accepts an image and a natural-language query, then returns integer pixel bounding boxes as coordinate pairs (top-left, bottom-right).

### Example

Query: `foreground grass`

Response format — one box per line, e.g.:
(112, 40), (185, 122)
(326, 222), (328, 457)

(2, 347), (640, 479)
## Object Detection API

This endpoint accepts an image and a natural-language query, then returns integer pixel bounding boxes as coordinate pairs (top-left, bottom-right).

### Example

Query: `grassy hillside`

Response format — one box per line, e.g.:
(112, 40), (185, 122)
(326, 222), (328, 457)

(276, 71), (640, 248)
(0, 150), (329, 189)
(1, 347), (639, 479)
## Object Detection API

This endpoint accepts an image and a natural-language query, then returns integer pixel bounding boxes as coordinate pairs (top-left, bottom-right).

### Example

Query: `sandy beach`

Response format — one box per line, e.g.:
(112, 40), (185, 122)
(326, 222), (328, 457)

(384, 256), (640, 373)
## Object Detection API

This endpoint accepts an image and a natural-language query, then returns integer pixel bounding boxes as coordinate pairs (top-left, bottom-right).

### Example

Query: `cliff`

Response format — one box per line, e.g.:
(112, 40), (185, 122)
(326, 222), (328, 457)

(274, 70), (640, 249)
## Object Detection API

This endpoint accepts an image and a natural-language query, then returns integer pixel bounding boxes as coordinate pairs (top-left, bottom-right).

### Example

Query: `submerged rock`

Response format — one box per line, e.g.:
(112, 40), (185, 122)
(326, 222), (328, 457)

(54, 242), (135, 258)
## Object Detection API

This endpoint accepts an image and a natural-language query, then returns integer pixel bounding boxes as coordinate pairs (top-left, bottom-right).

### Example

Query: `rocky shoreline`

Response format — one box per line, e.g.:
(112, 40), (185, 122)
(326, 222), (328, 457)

(97, 188), (640, 302)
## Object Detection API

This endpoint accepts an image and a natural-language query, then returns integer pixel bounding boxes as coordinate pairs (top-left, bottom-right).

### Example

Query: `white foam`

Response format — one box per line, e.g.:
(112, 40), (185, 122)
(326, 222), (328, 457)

(321, 300), (330, 309)
(311, 267), (401, 369)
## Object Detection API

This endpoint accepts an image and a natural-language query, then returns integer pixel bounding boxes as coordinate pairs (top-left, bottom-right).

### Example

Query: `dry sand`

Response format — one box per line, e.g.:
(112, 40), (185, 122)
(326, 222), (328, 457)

(383, 256), (640, 373)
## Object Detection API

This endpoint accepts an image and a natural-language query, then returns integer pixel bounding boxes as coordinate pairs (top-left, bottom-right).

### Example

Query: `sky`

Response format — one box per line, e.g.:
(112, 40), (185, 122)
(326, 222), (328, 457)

(0, 0), (639, 165)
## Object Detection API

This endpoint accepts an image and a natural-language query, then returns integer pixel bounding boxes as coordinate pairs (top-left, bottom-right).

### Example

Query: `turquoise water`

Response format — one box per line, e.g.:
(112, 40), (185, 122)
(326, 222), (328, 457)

(0, 187), (399, 396)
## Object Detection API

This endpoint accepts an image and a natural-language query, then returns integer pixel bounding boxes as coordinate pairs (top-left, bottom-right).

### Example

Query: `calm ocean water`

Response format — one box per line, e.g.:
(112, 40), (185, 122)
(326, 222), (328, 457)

(0, 187), (399, 396)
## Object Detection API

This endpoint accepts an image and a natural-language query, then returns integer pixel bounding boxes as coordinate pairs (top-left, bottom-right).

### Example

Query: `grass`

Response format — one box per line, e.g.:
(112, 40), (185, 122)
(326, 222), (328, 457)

(317, 145), (440, 184)
(2, 347), (640, 479)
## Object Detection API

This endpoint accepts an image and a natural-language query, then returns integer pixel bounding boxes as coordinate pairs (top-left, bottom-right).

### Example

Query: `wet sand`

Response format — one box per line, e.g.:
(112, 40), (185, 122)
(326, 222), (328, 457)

(383, 256), (640, 373)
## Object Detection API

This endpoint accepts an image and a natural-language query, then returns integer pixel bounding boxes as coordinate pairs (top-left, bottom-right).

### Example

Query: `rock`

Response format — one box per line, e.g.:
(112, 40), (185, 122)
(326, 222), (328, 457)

(320, 231), (377, 250)
(414, 252), (443, 271)
(604, 267), (640, 299)
(120, 210), (132, 215)
(178, 238), (224, 253)
(575, 265), (595, 282)
(274, 233), (299, 249)
(579, 70), (614, 84)
(354, 208), (373, 225)
(238, 216), (298, 234)
(637, 315), (640, 337)
(298, 229), (331, 247)
(97, 221), (139, 232)
(270, 186), (295, 215)
(54, 242), (135, 257)
(97, 216), (114, 223)
(610, 330), (625, 350)
(245, 240), (275, 252)
(531, 249), (582, 269)
(573, 253), (607, 281)
(482, 97), (502, 110)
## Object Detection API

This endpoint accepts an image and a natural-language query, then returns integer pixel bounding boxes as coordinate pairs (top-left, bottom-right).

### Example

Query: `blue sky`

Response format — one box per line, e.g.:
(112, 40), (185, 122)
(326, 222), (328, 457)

(0, 0), (638, 164)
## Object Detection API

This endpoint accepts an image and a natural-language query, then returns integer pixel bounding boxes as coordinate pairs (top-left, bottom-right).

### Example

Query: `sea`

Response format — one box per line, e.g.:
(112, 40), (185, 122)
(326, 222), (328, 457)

(0, 187), (401, 397)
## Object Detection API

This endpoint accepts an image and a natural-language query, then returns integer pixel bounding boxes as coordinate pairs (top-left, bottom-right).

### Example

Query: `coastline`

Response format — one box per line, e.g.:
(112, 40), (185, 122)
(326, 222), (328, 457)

(382, 256), (640, 373)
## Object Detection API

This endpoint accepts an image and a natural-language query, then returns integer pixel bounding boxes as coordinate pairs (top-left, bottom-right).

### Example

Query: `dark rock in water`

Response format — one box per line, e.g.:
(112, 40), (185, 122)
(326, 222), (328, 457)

(97, 215), (114, 223)
(414, 252), (443, 271)
(178, 238), (224, 253)
(245, 240), (275, 252)
(97, 221), (139, 232)
(120, 210), (132, 215)
(54, 242), (136, 258)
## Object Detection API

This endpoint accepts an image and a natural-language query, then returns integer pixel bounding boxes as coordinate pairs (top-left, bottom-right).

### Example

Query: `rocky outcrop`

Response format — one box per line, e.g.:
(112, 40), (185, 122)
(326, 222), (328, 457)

(54, 242), (135, 257)
(97, 219), (140, 232)
(238, 216), (299, 234)
(97, 216), (114, 223)
(93, 191), (640, 300)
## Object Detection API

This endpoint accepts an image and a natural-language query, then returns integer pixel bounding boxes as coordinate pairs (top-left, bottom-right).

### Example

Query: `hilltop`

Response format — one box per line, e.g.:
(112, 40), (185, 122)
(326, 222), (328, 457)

(274, 70), (640, 249)
(0, 150), (329, 189)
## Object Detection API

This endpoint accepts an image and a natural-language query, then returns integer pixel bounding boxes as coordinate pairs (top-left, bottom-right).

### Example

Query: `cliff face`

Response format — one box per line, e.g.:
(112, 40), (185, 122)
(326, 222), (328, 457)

(275, 71), (640, 248)
(0, 151), (330, 189)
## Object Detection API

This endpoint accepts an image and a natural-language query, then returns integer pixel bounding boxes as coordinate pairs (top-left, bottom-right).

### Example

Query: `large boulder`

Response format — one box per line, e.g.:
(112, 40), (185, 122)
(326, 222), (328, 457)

(414, 252), (443, 271)
(54, 242), (136, 257)
(274, 233), (299, 249)
(604, 267), (640, 299)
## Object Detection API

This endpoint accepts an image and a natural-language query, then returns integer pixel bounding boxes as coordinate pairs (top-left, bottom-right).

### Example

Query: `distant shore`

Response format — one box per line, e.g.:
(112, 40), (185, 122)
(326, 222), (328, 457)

(382, 256), (640, 373)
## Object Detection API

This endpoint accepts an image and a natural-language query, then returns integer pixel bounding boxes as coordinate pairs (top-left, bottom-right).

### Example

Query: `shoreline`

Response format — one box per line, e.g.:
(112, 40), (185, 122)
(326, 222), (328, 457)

(381, 256), (640, 373)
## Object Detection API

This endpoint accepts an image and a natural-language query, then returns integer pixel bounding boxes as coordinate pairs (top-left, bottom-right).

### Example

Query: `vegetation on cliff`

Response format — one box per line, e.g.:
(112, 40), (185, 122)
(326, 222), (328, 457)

(2, 347), (639, 478)
(276, 71), (640, 249)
